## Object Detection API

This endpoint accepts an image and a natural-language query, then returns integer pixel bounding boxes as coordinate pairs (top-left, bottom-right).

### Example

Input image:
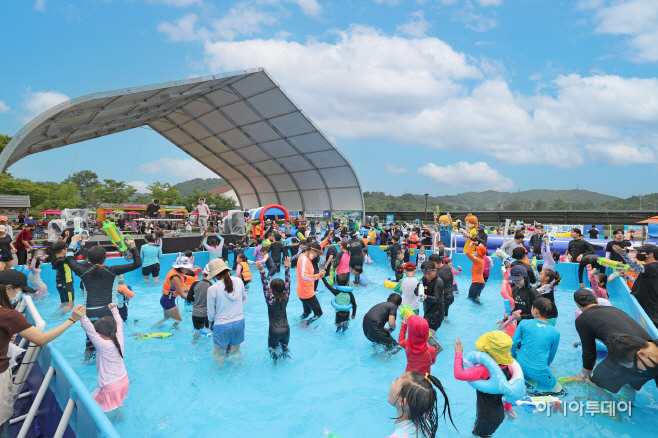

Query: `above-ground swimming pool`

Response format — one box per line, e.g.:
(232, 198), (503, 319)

(27, 248), (658, 437)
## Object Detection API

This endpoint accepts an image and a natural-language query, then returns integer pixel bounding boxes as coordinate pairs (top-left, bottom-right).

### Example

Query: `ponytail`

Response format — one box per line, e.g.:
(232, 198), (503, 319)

(110, 332), (123, 358)
(216, 270), (233, 293)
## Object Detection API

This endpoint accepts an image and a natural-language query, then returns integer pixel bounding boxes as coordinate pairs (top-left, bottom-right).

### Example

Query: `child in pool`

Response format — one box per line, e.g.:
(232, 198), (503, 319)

(203, 231), (224, 261)
(400, 263), (420, 314)
(256, 257), (292, 361)
(140, 233), (162, 285)
(235, 254), (252, 288)
(80, 303), (129, 412)
(395, 250), (405, 282)
(453, 332), (517, 438)
(535, 269), (560, 325)
(447, 258), (461, 295)
(415, 246), (428, 268)
(154, 230), (164, 247)
(335, 241), (351, 276)
(398, 315), (437, 374)
(540, 235), (560, 271)
(259, 246), (277, 280)
(586, 263), (608, 299)
(321, 273), (356, 332)
(28, 255), (48, 299)
(387, 370), (455, 438)
(351, 265), (370, 285)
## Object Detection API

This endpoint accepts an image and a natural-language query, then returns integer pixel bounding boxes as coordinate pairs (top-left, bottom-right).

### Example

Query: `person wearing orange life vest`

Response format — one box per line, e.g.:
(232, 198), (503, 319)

(235, 253), (252, 287)
(158, 255), (191, 324)
(296, 242), (326, 324)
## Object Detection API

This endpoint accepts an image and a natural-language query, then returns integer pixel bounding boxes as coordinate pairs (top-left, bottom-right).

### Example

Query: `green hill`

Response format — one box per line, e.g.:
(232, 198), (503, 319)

(174, 178), (227, 196)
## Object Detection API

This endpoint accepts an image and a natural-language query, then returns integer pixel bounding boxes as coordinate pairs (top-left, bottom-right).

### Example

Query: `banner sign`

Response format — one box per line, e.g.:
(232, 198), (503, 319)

(289, 211), (299, 218)
(545, 224), (582, 233)
(332, 211), (362, 225)
(386, 214), (394, 224)
(625, 225), (644, 238)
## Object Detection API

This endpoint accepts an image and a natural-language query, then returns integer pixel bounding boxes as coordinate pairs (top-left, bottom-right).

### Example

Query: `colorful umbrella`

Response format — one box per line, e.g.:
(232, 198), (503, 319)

(100, 209), (116, 214)
(125, 211), (141, 214)
(189, 212), (199, 215)
(171, 211), (185, 215)
(211, 212), (217, 216)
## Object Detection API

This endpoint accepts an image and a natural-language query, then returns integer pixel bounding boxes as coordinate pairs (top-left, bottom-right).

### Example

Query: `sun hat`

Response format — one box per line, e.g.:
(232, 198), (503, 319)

(207, 258), (230, 278)
(172, 255), (193, 270)
(475, 331), (514, 365)
(307, 242), (323, 253)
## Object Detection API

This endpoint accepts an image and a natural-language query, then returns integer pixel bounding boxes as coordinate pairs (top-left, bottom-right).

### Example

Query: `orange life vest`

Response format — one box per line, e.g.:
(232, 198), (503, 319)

(162, 269), (186, 297)
(239, 262), (252, 282)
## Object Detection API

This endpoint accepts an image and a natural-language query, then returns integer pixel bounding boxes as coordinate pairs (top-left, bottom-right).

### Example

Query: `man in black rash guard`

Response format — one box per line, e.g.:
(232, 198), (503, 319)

(386, 236), (402, 270)
(420, 261), (444, 335)
(65, 233), (141, 354)
(508, 265), (538, 321)
(604, 229), (631, 262)
(429, 254), (454, 322)
(573, 289), (654, 393)
(616, 244), (658, 326)
(606, 333), (658, 393)
(362, 293), (401, 347)
(510, 247), (536, 284)
(269, 233), (286, 273)
(566, 228), (595, 262)
(578, 254), (603, 288)
(347, 232), (365, 268)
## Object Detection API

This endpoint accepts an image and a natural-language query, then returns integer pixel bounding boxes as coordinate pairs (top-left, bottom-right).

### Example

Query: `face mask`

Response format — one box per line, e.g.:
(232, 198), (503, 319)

(10, 289), (22, 304)
(636, 253), (647, 262)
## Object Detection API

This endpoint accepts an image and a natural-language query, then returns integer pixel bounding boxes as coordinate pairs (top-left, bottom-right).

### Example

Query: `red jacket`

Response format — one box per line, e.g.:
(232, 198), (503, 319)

(398, 316), (436, 375)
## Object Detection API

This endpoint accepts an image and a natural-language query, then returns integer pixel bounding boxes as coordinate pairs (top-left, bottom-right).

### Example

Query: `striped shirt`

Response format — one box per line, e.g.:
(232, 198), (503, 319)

(81, 307), (127, 387)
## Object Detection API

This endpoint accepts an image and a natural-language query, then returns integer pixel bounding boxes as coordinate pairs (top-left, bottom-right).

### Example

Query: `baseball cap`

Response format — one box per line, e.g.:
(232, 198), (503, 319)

(0, 270), (36, 293)
(442, 257), (451, 264)
(403, 262), (416, 270)
(573, 288), (598, 306)
(637, 244), (658, 257)
(508, 265), (527, 281)
(0, 216), (7, 222)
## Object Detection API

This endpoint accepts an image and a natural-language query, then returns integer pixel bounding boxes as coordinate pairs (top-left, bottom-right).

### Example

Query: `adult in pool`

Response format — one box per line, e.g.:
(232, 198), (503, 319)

(605, 333), (658, 392)
(296, 242), (326, 324)
(256, 257), (292, 362)
(363, 293), (402, 348)
(511, 298), (562, 392)
(420, 261), (445, 335)
(387, 371), (455, 438)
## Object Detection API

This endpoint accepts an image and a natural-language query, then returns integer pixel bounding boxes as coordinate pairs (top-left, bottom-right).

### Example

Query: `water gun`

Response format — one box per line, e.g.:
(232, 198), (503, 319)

(102, 221), (133, 261)
(399, 304), (443, 351)
(597, 257), (629, 271)
(547, 227), (557, 244)
(497, 310), (521, 330)
(531, 256), (537, 268)
(495, 248), (514, 265)
(434, 205), (440, 215)
(133, 333), (173, 340)
(73, 217), (88, 248)
(399, 304), (416, 319)
(197, 330), (213, 338)
(515, 396), (562, 413)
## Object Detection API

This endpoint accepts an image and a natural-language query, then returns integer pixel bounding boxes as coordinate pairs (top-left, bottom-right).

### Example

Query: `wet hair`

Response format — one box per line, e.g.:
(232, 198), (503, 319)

(260, 246), (270, 254)
(184, 250), (193, 258)
(336, 273), (350, 286)
(514, 232), (524, 241)
(237, 254), (247, 262)
(541, 269), (561, 286)
(387, 293), (402, 306)
(551, 250), (560, 262)
(299, 239), (307, 246)
(145, 233), (155, 243)
(352, 265), (363, 274)
(291, 238), (299, 244)
(421, 261), (436, 272)
(269, 278), (287, 309)
(93, 316), (123, 358)
(207, 235), (221, 246)
(87, 246), (107, 277)
(511, 247), (526, 260)
(532, 297), (553, 318)
(51, 241), (67, 255)
(595, 272), (608, 289)
(394, 371), (456, 437)
(339, 241), (348, 251)
(428, 253), (442, 264)
(437, 240), (445, 246)
(274, 233), (282, 242)
(606, 334), (650, 367)
(155, 230), (164, 238)
(214, 269), (233, 293)
(571, 228), (583, 236)
(613, 228), (623, 235)
(397, 250), (405, 257)
(392, 236), (399, 243)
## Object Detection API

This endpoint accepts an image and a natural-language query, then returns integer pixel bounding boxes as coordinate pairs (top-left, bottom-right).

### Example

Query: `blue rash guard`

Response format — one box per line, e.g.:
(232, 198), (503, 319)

(512, 319), (561, 391)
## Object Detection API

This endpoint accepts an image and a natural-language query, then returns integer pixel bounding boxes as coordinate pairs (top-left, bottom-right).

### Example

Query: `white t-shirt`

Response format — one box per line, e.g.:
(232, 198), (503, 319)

(401, 276), (420, 310)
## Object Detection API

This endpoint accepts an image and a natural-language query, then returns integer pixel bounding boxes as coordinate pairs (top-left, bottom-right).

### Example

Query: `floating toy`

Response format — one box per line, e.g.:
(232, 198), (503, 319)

(383, 280), (399, 290)
(336, 285), (353, 292)
(461, 351), (525, 403)
(197, 330), (213, 338)
(331, 298), (352, 311)
(133, 333), (173, 340)
(118, 284), (135, 299)
(515, 396), (562, 414)
(102, 221), (133, 261)
(597, 257), (629, 271)
(573, 340), (608, 359)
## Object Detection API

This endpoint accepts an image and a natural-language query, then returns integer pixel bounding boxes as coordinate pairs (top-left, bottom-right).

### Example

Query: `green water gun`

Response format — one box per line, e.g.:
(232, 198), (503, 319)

(133, 333), (173, 340)
(102, 221), (133, 261)
(597, 257), (630, 271)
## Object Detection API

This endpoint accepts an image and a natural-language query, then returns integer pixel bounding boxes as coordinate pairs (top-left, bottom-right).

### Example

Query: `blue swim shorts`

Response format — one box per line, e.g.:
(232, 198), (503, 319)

(212, 319), (245, 349)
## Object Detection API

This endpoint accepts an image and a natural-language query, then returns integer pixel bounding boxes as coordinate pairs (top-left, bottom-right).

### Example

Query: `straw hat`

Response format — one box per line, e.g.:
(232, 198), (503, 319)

(207, 258), (230, 278)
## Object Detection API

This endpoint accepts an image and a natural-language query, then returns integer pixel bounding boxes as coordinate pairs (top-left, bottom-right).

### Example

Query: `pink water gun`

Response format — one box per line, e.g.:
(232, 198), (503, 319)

(498, 310), (522, 330)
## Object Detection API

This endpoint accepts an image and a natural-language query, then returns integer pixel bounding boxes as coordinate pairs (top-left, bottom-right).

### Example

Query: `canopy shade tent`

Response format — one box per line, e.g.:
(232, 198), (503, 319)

(39, 210), (62, 214)
(637, 216), (658, 224)
(0, 69), (364, 214)
(124, 211), (141, 214)
(100, 209), (116, 214)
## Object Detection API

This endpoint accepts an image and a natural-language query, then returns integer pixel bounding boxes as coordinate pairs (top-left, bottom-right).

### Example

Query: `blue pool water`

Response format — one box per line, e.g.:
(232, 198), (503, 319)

(28, 248), (658, 437)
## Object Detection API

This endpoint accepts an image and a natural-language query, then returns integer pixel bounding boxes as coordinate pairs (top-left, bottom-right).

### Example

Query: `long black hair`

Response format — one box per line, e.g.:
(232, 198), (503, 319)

(87, 246), (107, 277)
(269, 278), (287, 309)
(93, 316), (123, 358)
(394, 371), (456, 437)
(214, 269), (233, 293)
(0, 284), (13, 308)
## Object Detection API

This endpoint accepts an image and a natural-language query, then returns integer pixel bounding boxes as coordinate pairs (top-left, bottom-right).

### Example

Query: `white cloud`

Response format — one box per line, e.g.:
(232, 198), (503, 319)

(397, 10), (432, 38)
(159, 4), (277, 42)
(34, 0), (47, 11)
(176, 24), (658, 169)
(0, 101), (10, 114)
(20, 90), (69, 124)
(584, 0), (658, 62)
(139, 158), (217, 178)
(373, 0), (401, 6)
(289, 0), (322, 17)
(418, 162), (514, 191)
(385, 163), (408, 174)
(474, 0), (502, 6)
(452, 8), (498, 32)
(127, 181), (152, 193)
(145, 0), (202, 7)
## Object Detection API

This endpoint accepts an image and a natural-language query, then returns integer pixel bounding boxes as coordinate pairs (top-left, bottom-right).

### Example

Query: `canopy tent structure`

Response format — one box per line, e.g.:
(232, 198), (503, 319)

(0, 69), (364, 214)
(637, 216), (658, 224)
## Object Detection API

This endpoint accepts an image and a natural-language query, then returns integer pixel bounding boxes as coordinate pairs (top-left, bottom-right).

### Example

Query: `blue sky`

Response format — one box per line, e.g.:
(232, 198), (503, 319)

(1, 0), (658, 198)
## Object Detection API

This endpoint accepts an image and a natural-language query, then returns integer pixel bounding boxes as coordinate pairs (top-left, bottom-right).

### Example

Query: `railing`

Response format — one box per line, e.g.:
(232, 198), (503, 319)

(12, 295), (121, 438)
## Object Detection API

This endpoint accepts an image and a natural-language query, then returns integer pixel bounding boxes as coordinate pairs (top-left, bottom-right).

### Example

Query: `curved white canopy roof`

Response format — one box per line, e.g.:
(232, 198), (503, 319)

(0, 68), (364, 213)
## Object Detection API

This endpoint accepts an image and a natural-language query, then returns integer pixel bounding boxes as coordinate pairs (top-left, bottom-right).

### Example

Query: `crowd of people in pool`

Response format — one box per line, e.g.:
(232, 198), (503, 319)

(2, 212), (658, 438)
